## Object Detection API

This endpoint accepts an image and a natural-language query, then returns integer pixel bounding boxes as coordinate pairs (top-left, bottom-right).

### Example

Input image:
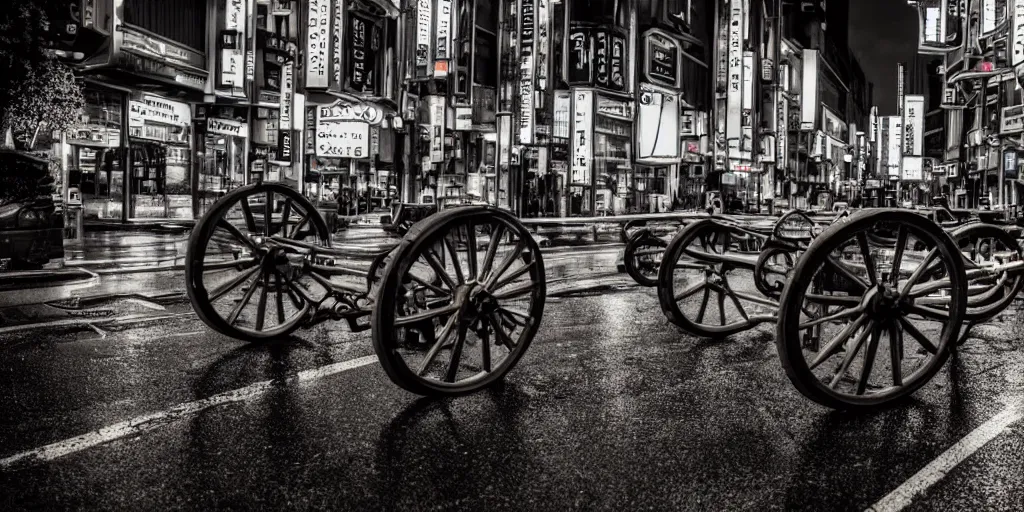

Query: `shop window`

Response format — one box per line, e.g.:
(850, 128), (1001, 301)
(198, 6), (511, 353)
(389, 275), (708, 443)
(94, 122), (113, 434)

(123, 0), (207, 51)
(679, 51), (710, 111)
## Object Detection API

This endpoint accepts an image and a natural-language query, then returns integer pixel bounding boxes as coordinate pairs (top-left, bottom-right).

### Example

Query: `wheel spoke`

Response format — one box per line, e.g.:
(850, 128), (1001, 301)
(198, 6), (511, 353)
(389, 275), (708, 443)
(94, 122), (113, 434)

(407, 272), (449, 296)
(484, 240), (525, 290)
(491, 262), (534, 292)
(208, 265), (261, 302)
(227, 275), (261, 326)
(493, 281), (535, 301)
(696, 287), (710, 323)
(890, 325), (904, 386)
(203, 258), (259, 272)
(889, 226), (908, 285)
(217, 219), (257, 251)
(424, 247), (459, 290)
(721, 280), (749, 321)
(240, 198), (257, 232)
(856, 324), (883, 395)
(416, 313), (459, 376)
(824, 257), (869, 293)
(443, 237), (465, 285)
(490, 311), (518, 349)
(829, 320), (875, 389)
(856, 232), (878, 286)
(480, 322), (492, 372)
(263, 191), (273, 236)
(479, 224), (506, 281)
(717, 290), (726, 325)
(395, 303), (461, 327)
(278, 198), (293, 237)
(809, 312), (868, 370)
(289, 215), (311, 239)
(254, 273), (270, 331)
(465, 223), (479, 280)
(674, 280), (706, 301)
(444, 323), (470, 382)
(274, 272), (286, 325)
(898, 317), (938, 354)
(898, 248), (938, 300)
(800, 304), (862, 329)
(497, 307), (529, 328)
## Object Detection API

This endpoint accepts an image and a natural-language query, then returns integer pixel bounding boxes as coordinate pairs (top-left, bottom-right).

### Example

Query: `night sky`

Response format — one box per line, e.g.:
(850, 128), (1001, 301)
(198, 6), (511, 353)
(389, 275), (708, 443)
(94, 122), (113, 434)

(848, 0), (919, 116)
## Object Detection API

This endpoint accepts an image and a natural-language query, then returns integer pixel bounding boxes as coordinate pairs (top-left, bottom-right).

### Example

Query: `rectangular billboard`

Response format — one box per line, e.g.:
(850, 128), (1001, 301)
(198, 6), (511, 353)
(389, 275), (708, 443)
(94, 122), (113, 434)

(571, 90), (594, 184)
(801, 50), (818, 130)
(904, 95), (925, 155)
(636, 82), (681, 162)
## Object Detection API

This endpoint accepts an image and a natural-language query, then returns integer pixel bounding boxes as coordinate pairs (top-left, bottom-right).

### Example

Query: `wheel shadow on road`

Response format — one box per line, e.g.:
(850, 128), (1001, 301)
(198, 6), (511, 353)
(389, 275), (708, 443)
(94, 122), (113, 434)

(372, 381), (538, 509)
(192, 335), (329, 397)
(780, 354), (973, 511)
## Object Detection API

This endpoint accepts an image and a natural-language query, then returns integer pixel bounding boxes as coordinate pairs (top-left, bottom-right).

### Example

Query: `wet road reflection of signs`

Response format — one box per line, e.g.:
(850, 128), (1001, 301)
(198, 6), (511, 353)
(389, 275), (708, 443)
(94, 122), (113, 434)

(374, 384), (534, 509)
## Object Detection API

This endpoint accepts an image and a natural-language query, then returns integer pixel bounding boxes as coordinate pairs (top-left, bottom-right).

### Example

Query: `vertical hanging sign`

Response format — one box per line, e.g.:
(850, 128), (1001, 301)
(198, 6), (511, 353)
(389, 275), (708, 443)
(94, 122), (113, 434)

(519, 0), (536, 144)
(280, 63), (294, 130)
(726, 0), (744, 142)
(435, 0), (453, 76)
(776, 63), (789, 169)
(904, 95), (925, 155)
(416, 0), (433, 71)
(1013, 0), (1024, 67)
(332, 0), (344, 88)
(305, 0), (330, 88)
(742, 50), (754, 155)
(428, 96), (446, 163)
(220, 0), (247, 88)
(535, 0), (550, 107)
(571, 90), (593, 184)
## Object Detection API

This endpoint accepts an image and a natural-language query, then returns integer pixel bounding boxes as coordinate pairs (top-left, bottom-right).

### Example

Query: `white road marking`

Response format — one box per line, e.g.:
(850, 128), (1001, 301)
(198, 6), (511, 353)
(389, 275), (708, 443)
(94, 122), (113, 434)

(866, 403), (1023, 512)
(0, 354), (379, 470)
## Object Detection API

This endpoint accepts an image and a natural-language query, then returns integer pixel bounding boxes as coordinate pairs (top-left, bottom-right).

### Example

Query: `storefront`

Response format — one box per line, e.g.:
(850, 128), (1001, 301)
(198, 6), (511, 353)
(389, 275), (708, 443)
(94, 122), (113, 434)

(125, 94), (194, 220)
(308, 98), (393, 215)
(195, 108), (249, 217)
(68, 84), (126, 221)
(569, 89), (634, 215)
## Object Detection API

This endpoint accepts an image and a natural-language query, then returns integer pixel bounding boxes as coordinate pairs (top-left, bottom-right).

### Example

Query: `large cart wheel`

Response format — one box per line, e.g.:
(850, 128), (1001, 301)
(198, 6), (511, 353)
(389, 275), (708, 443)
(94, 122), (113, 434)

(372, 206), (546, 396)
(186, 183), (332, 341)
(776, 210), (967, 409)
(657, 219), (777, 338)
(624, 229), (667, 287)
(947, 223), (1024, 324)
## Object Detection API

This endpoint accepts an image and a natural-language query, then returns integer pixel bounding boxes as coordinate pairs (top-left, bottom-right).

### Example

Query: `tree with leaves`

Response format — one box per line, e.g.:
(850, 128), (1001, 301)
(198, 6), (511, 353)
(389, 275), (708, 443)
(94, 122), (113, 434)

(0, 0), (85, 151)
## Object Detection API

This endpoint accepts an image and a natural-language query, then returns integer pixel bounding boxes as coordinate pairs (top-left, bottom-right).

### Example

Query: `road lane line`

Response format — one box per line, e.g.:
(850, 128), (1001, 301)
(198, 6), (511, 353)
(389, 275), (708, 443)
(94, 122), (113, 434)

(866, 404), (1023, 512)
(0, 355), (379, 470)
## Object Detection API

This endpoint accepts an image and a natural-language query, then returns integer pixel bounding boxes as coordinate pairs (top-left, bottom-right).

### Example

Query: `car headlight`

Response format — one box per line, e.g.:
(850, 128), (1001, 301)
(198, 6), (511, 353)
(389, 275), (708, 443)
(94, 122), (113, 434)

(19, 209), (45, 226)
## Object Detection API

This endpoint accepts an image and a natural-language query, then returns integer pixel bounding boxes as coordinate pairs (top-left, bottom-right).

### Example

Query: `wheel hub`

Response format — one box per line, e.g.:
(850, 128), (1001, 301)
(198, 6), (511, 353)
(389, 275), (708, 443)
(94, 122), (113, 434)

(868, 285), (902, 318)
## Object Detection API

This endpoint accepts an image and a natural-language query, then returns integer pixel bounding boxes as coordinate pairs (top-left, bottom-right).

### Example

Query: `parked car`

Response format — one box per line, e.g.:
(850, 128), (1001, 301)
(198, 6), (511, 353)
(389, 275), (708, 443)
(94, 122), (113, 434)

(0, 150), (64, 270)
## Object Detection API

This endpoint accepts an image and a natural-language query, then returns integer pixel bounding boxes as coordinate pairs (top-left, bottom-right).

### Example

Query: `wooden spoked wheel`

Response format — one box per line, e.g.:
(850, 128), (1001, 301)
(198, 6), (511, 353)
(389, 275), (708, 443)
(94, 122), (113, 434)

(946, 223), (1024, 324)
(372, 206), (546, 396)
(776, 210), (967, 409)
(186, 183), (333, 341)
(624, 230), (667, 287)
(657, 219), (777, 338)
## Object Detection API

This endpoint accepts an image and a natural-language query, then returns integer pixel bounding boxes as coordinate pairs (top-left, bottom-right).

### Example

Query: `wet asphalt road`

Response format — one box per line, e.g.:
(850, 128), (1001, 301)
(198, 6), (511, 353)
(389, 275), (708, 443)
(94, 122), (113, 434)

(1, 286), (1024, 511)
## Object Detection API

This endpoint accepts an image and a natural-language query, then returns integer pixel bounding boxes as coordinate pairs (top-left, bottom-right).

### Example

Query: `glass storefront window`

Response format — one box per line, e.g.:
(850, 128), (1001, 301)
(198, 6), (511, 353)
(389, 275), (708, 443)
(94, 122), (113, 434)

(197, 134), (246, 217)
(69, 87), (124, 221)
(594, 114), (632, 214)
(128, 140), (192, 219)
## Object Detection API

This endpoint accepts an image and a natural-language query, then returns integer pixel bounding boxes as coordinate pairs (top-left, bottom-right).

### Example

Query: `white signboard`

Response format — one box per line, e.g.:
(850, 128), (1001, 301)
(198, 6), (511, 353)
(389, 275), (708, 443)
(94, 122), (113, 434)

(1003, 105), (1024, 133)
(1014, 0), (1024, 67)
(315, 121), (368, 158)
(332, 0), (343, 86)
(207, 117), (249, 138)
(886, 116), (902, 176)
(518, 0), (536, 144)
(983, 0), (997, 35)
(902, 156), (923, 181)
(801, 50), (818, 129)
(571, 90), (594, 184)
(922, 5), (943, 44)
(636, 83), (680, 161)
(318, 101), (384, 124)
(553, 90), (571, 139)
(221, 0), (247, 88)
(305, 0), (330, 88)
(427, 95), (446, 163)
(128, 95), (192, 127)
(904, 95), (925, 155)
(777, 86), (788, 168)
(416, 0), (432, 69)
(455, 106), (472, 131)
(435, 0), (453, 61)
(726, 0), (744, 140)
(280, 63), (294, 130)
(535, 0), (549, 94)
